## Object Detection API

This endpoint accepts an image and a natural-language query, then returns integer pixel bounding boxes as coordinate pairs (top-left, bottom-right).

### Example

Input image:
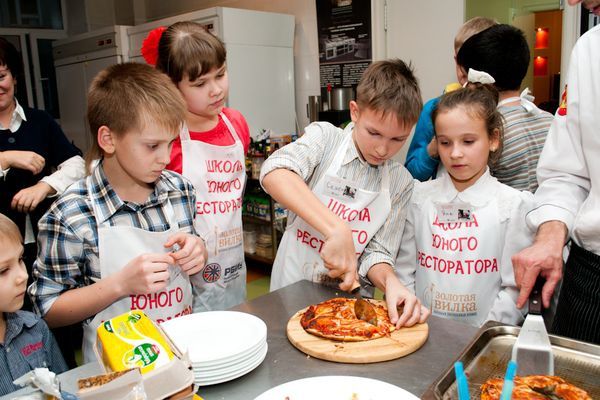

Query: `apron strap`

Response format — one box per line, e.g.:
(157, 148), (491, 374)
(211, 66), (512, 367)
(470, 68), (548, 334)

(220, 112), (242, 145)
(497, 88), (542, 115)
(325, 123), (354, 176)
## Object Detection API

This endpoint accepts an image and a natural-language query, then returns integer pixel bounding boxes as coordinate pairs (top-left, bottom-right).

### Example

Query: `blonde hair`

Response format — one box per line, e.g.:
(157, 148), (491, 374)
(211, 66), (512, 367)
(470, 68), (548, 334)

(85, 62), (186, 173)
(0, 213), (22, 245)
(454, 16), (497, 53)
(156, 21), (226, 84)
(356, 59), (422, 129)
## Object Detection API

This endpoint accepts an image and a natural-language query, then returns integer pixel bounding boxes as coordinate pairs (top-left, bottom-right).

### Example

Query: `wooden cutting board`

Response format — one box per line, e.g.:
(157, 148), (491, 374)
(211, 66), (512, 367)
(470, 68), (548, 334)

(286, 302), (429, 364)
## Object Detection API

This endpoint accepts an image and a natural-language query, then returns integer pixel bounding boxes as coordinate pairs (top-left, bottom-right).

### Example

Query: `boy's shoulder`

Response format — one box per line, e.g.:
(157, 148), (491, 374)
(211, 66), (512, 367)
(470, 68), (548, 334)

(46, 177), (92, 220)
(6, 310), (46, 332)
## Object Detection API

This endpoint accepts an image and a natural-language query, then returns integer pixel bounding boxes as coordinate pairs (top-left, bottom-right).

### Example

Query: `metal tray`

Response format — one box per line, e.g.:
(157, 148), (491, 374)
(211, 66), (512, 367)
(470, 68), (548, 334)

(422, 321), (600, 399)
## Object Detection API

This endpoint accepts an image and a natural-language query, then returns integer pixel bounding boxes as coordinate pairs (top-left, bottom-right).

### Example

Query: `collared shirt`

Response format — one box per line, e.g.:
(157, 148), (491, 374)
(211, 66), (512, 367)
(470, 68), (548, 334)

(28, 163), (197, 316)
(395, 169), (533, 326)
(0, 311), (67, 396)
(526, 25), (600, 254)
(260, 121), (414, 278)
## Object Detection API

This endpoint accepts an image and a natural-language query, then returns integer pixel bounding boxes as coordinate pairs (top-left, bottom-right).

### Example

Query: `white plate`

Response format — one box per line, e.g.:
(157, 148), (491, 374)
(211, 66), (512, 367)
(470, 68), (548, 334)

(254, 376), (419, 400)
(193, 342), (267, 378)
(191, 338), (266, 369)
(195, 343), (268, 386)
(161, 311), (267, 363)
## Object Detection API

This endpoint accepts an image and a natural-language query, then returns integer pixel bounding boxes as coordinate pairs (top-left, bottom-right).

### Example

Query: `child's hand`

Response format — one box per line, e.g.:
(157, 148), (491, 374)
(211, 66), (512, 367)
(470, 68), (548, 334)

(164, 233), (207, 277)
(384, 278), (430, 328)
(320, 223), (357, 291)
(118, 253), (174, 295)
(426, 137), (439, 158)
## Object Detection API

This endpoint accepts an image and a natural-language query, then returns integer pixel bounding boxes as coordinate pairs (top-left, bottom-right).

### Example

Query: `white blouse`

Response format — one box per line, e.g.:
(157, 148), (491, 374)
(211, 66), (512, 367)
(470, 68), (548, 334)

(396, 169), (533, 327)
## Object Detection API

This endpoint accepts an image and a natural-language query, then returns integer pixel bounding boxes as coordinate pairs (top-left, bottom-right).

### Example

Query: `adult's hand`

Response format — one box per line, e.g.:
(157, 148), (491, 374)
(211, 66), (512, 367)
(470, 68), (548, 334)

(426, 136), (438, 159)
(11, 181), (55, 213)
(0, 150), (45, 174)
(511, 221), (567, 308)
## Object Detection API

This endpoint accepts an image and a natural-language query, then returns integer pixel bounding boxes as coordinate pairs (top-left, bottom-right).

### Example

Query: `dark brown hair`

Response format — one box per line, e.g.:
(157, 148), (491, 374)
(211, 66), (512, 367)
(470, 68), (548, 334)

(156, 21), (226, 84)
(0, 37), (23, 78)
(85, 62), (186, 173)
(432, 83), (504, 165)
(356, 59), (422, 129)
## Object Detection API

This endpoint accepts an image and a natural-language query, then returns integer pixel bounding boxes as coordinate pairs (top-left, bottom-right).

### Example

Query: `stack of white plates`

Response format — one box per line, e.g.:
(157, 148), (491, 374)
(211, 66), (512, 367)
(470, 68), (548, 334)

(161, 311), (268, 386)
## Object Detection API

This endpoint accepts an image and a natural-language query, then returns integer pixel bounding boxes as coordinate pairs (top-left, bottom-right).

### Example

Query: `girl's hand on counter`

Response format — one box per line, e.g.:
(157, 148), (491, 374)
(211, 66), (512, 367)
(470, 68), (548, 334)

(321, 222), (357, 291)
(165, 233), (207, 276)
(384, 276), (430, 329)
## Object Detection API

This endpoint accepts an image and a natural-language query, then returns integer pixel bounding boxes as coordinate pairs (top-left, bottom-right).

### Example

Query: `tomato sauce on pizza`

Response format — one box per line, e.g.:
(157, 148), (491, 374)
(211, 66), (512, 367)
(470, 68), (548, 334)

(481, 375), (591, 400)
(300, 297), (395, 341)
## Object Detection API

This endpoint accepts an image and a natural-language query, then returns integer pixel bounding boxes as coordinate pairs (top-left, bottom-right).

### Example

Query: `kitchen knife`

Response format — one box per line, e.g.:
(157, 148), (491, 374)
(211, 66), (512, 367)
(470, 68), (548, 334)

(511, 277), (554, 375)
(351, 280), (378, 326)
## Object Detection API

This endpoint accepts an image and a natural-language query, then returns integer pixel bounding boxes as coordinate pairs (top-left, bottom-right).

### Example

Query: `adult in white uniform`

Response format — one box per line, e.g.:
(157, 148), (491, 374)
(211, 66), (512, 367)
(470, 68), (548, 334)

(512, 0), (600, 344)
(261, 60), (430, 327)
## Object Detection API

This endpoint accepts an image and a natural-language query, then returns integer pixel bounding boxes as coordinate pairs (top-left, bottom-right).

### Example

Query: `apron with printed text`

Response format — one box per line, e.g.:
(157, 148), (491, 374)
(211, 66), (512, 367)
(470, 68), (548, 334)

(82, 179), (192, 362)
(415, 198), (502, 327)
(270, 128), (391, 296)
(181, 113), (246, 312)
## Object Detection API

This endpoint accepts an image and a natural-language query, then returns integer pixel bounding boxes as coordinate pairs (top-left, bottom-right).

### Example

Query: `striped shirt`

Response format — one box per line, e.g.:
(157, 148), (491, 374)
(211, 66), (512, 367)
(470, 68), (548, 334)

(260, 122), (414, 278)
(491, 106), (554, 192)
(28, 163), (197, 316)
(0, 311), (67, 395)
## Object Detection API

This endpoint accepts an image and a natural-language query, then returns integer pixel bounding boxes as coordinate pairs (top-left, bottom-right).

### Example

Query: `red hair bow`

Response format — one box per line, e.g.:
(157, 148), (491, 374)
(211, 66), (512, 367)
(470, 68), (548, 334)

(141, 26), (166, 66)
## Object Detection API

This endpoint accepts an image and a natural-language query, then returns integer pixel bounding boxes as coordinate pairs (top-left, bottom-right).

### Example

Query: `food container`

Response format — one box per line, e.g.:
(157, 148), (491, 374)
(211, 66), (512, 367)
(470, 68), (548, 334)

(421, 321), (600, 399)
(330, 87), (354, 111)
(94, 310), (196, 400)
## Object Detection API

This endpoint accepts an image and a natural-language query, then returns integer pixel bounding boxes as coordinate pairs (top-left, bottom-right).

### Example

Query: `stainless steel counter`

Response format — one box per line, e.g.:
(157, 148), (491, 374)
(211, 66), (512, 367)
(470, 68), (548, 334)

(1, 280), (478, 400)
(200, 280), (477, 399)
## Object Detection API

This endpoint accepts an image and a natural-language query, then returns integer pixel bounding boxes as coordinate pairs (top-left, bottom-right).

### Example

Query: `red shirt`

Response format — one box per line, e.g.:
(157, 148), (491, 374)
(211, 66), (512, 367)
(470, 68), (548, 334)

(167, 108), (250, 174)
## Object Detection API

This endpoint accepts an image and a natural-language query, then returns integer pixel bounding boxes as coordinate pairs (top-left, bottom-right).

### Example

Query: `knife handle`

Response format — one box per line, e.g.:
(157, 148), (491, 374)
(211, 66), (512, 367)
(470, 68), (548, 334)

(350, 280), (361, 294)
(529, 277), (544, 315)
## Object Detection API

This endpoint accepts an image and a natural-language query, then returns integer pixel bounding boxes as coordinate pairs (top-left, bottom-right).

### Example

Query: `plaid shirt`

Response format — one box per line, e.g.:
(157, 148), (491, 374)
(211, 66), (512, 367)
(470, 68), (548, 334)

(28, 163), (197, 316)
(0, 311), (68, 396)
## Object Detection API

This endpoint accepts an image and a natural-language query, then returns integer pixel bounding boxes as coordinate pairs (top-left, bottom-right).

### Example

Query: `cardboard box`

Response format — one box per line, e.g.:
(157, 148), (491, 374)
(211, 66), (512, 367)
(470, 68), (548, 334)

(93, 310), (197, 400)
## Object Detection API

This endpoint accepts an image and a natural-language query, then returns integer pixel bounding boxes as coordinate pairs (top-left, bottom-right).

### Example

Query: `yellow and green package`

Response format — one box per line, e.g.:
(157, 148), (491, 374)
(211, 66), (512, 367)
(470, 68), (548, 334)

(96, 310), (175, 374)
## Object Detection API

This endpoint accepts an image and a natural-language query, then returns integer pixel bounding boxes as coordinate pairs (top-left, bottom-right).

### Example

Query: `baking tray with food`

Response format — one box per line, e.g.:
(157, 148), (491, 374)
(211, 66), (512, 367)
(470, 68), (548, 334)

(421, 321), (600, 399)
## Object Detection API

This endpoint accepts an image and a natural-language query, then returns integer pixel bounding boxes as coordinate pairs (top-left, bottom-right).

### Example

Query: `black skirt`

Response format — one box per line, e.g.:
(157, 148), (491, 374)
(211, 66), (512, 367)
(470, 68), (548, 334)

(552, 242), (600, 344)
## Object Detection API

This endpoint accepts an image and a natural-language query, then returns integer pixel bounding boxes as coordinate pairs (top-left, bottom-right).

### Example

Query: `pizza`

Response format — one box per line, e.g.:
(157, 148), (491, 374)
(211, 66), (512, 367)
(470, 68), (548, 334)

(299, 297), (395, 341)
(480, 375), (591, 400)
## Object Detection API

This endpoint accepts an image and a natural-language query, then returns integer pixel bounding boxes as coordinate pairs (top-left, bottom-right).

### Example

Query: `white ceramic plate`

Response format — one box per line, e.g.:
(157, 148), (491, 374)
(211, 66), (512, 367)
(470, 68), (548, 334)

(161, 311), (267, 363)
(193, 342), (268, 378)
(195, 343), (268, 386)
(191, 337), (266, 369)
(254, 376), (419, 400)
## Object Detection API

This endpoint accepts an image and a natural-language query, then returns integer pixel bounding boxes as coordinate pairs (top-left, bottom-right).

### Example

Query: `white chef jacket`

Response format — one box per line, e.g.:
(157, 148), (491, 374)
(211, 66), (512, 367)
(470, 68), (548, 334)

(526, 25), (600, 255)
(395, 169), (532, 327)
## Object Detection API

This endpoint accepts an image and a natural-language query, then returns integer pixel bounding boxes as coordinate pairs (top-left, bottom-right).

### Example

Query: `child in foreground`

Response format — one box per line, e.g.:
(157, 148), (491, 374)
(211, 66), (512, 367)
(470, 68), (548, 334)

(396, 79), (533, 327)
(261, 59), (430, 328)
(0, 213), (67, 395)
(29, 63), (207, 362)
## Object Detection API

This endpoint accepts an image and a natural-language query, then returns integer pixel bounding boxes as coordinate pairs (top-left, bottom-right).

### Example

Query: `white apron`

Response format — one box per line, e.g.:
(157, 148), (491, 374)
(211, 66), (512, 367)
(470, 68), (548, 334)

(270, 127), (392, 296)
(415, 196), (503, 327)
(181, 113), (246, 312)
(82, 179), (193, 362)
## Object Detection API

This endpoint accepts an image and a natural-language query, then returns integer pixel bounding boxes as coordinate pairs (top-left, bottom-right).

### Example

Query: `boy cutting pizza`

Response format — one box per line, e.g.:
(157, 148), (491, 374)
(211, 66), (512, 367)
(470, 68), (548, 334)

(260, 59), (430, 328)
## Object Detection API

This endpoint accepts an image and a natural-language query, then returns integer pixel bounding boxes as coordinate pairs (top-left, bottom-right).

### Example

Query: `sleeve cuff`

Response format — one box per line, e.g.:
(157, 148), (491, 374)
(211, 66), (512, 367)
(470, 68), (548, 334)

(358, 253), (393, 282)
(526, 204), (575, 237)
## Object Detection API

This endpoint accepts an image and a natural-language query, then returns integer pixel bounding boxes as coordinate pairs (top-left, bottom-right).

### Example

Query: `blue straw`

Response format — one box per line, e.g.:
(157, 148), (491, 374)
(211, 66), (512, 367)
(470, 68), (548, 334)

(500, 360), (518, 400)
(454, 361), (470, 400)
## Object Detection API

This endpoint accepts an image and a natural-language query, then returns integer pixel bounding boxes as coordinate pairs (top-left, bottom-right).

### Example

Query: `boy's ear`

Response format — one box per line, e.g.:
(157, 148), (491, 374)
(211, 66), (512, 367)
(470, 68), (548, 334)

(349, 100), (360, 122)
(97, 126), (116, 154)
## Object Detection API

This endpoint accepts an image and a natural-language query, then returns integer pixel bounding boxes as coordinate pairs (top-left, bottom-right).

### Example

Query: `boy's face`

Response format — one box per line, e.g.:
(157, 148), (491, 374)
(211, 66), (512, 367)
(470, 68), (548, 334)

(104, 120), (178, 188)
(0, 238), (28, 313)
(177, 65), (229, 121)
(349, 101), (411, 166)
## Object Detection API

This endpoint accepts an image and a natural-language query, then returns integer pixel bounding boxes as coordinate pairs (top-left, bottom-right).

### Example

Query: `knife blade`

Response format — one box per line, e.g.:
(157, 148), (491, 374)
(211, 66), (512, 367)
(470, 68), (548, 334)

(351, 280), (378, 326)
